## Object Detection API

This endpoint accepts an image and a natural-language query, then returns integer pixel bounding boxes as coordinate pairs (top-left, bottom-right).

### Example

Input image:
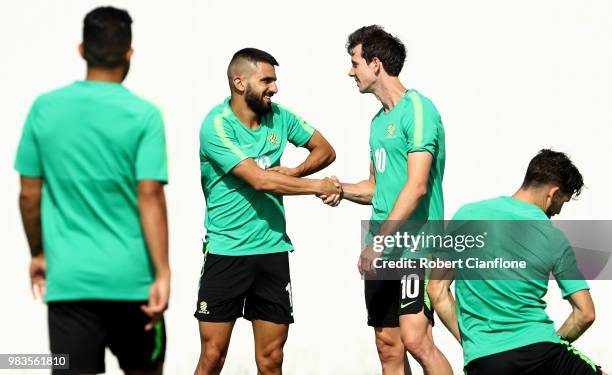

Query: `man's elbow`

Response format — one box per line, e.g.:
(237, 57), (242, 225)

(19, 190), (41, 209)
(317, 143), (336, 167)
(409, 182), (428, 199)
(580, 308), (596, 327)
(327, 146), (336, 165)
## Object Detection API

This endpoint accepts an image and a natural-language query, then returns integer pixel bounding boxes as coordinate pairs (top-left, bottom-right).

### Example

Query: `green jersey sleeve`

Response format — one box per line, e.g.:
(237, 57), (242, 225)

(136, 108), (168, 183)
(200, 112), (248, 174)
(14, 99), (43, 177)
(284, 107), (315, 147)
(404, 91), (441, 155)
(553, 234), (589, 297)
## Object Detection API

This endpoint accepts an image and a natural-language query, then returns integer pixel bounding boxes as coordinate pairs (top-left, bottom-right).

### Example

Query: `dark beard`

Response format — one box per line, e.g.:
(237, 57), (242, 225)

(245, 86), (272, 115)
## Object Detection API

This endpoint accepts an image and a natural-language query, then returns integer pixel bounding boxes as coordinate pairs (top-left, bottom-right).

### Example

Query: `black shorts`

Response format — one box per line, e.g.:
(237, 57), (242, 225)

(194, 250), (294, 324)
(48, 300), (166, 374)
(364, 268), (434, 327)
(465, 341), (602, 375)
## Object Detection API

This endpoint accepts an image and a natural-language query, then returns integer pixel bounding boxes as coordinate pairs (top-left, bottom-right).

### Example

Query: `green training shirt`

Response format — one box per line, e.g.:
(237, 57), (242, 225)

(199, 98), (315, 256)
(450, 196), (589, 365)
(14, 81), (168, 302)
(369, 89), (445, 221)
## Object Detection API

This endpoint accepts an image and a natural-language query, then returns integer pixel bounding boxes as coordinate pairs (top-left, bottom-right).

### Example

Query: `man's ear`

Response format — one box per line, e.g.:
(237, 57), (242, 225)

(545, 185), (561, 207)
(78, 43), (85, 59)
(232, 76), (246, 93)
(548, 186), (561, 199)
(371, 56), (382, 75)
(125, 47), (134, 62)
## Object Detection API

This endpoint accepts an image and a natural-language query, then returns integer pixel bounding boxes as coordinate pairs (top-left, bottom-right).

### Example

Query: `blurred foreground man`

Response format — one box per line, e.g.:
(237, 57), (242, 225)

(15, 7), (169, 374)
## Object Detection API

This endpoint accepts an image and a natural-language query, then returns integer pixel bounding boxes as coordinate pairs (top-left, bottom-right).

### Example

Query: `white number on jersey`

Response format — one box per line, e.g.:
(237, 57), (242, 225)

(374, 147), (387, 173)
(255, 156), (271, 170)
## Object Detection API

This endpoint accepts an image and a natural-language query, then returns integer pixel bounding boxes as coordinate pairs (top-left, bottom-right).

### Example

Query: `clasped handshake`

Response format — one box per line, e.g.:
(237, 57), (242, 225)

(318, 176), (343, 207)
(266, 166), (343, 207)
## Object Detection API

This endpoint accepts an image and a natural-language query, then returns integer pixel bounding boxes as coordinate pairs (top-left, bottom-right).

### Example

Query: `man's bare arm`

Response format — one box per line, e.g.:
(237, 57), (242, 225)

(269, 131), (336, 177)
(338, 160), (376, 205)
(232, 158), (340, 196)
(138, 180), (170, 330)
(557, 289), (595, 342)
(427, 270), (461, 343)
(375, 151), (432, 236)
(19, 176), (43, 256)
(138, 181), (169, 278)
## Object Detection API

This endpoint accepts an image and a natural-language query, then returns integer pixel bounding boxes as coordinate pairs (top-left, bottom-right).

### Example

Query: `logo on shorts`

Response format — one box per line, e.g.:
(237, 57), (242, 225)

(198, 301), (210, 315)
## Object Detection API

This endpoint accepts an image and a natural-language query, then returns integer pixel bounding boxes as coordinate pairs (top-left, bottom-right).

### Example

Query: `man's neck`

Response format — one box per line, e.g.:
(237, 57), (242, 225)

(512, 188), (546, 212)
(85, 67), (125, 83)
(229, 96), (260, 130)
(373, 77), (407, 112)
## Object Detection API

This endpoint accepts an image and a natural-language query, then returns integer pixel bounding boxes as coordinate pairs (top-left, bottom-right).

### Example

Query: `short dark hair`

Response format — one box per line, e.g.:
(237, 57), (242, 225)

(230, 48), (279, 67)
(346, 25), (406, 77)
(83, 7), (132, 68)
(521, 149), (584, 197)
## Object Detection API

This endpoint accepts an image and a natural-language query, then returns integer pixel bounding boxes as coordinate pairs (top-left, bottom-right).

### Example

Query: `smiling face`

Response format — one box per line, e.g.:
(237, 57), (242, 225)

(348, 44), (378, 94)
(242, 62), (278, 114)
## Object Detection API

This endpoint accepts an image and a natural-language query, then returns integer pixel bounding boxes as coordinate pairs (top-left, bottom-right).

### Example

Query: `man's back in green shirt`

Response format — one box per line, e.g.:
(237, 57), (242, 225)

(451, 196), (589, 365)
(14, 81), (168, 302)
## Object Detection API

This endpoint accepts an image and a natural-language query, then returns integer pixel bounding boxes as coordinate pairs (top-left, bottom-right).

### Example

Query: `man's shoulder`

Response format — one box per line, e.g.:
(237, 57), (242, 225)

(201, 102), (232, 133)
(32, 82), (81, 107)
(452, 197), (504, 220)
(406, 89), (437, 108)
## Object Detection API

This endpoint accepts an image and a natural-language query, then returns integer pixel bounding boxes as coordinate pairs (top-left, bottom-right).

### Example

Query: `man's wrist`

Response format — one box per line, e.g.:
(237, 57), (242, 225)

(155, 267), (171, 279)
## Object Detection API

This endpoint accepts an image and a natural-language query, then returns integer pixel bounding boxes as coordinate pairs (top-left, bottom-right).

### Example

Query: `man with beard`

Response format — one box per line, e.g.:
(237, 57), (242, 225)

(428, 149), (605, 375)
(15, 7), (169, 374)
(194, 48), (340, 375)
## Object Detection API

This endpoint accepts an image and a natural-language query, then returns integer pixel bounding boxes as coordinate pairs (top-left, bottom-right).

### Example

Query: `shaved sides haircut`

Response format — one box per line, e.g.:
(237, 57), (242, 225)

(227, 48), (279, 82)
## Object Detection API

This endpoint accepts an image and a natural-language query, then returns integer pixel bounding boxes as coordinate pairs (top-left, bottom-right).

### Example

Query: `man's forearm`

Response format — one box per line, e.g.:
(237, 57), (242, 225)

(138, 188), (170, 278)
(258, 171), (324, 195)
(376, 185), (426, 237)
(293, 145), (336, 177)
(19, 179), (43, 256)
(428, 283), (461, 342)
(557, 310), (594, 342)
(341, 180), (374, 205)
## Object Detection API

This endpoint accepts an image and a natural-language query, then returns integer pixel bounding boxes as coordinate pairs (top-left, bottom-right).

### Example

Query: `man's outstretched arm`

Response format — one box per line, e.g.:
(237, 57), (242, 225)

(269, 130), (336, 177)
(333, 160), (376, 205)
(232, 158), (341, 197)
(557, 289), (595, 342)
(138, 180), (170, 331)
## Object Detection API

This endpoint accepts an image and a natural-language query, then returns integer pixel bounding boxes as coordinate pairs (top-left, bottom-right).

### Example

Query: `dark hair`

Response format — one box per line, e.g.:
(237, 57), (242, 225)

(346, 25), (406, 77)
(521, 149), (584, 197)
(230, 48), (279, 67)
(83, 7), (132, 68)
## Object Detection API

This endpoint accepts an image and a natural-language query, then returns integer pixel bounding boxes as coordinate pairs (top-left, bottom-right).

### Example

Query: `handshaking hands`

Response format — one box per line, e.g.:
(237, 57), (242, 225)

(319, 176), (342, 207)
